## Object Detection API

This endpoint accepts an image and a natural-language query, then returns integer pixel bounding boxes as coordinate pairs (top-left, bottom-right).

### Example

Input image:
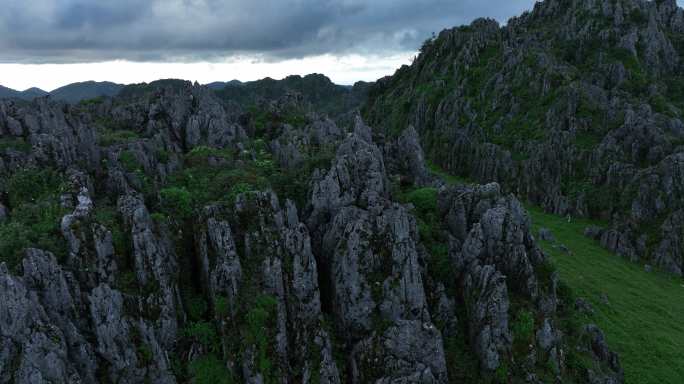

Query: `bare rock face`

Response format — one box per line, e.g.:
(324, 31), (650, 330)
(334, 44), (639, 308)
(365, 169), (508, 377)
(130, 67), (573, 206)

(0, 98), (100, 171)
(0, 248), (177, 384)
(0, 251), (90, 384)
(0, 203), (8, 223)
(464, 264), (512, 371)
(350, 320), (448, 383)
(309, 131), (389, 221)
(271, 115), (344, 171)
(321, 204), (431, 338)
(89, 284), (176, 384)
(61, 175), (118, 288)
(195, 210), (243, 317)
(581, 324), (625, 384)
(383, 125), (433, 187)
(442, 183), (545, 299)
(118, 194), (183, 347)
(227, 191), (340, 383)
(310, 123), (448, 382)
(438, 183), (554, 372)
(21, 249), (98, 382)
(115, 81), (245, 151)
(653, 210), (684, 276)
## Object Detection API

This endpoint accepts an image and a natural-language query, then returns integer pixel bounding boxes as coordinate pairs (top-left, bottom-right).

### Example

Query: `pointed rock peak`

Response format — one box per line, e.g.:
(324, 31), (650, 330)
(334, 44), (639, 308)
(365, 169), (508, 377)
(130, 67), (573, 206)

(353, 115), (373, 143)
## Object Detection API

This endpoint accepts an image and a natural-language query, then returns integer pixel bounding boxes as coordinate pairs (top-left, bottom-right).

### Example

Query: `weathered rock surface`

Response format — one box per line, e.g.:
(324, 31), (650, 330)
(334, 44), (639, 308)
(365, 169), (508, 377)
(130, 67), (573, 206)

(0, 25), (628, 382)
(311, 126), (447, 382)
(363, 0), (684, 275)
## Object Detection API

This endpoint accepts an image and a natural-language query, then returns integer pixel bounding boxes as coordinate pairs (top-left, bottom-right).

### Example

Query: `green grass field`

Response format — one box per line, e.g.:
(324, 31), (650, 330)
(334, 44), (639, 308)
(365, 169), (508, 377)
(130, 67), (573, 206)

(526, 205), (684, 384)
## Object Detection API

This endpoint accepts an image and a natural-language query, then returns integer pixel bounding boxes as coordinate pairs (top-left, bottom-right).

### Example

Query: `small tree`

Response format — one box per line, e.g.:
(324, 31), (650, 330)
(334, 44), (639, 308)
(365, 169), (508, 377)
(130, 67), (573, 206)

(159, 187), (193, 222)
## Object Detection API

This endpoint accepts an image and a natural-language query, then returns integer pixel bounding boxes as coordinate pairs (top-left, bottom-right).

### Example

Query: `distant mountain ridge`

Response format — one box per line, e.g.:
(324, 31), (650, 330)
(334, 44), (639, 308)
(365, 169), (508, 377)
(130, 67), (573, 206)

(214, 73), (372, 116)
(0, 85), (48, 100)
(0, 76), (364, 109)
(0, 81), (124, 103)
(49, 81), (124, 103)
(205, 80), (243, 90)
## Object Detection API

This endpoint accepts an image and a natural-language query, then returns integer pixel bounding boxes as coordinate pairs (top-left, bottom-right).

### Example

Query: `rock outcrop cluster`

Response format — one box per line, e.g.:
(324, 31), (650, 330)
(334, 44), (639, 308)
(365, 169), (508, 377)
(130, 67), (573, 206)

(364, 0), (684, 276)
(0, 2), (645, 380)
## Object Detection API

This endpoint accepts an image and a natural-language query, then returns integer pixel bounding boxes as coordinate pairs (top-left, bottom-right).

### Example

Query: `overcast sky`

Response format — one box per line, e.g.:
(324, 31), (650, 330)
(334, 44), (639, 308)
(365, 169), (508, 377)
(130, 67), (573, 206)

(0, 1), (568, 90)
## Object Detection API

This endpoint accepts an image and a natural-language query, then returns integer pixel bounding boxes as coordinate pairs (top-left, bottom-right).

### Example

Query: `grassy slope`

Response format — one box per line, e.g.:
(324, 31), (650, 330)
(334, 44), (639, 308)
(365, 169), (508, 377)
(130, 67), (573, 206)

(425, 163), (683, 382)
(526, 206), (684, 384)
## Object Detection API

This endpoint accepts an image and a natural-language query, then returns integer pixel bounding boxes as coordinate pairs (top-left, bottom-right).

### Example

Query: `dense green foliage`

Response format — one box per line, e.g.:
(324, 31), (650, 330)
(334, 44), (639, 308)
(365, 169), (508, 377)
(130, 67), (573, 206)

(214, 74), (370, 117)
(0, 168), (68, 269)
(147, 106), (334, 381)
(159, 187), (193, 221)
(157, 144), (271, 214)
(396, 186), (453, 289)
(244, 295), (279, 382)
(511, 309), (534, 355)
(185, 321), (220, 352)
(188, 354), (233, 384)
(119, 150), (142, 172)
(0, 137), (31, 153)
(98, 128), (140, 147)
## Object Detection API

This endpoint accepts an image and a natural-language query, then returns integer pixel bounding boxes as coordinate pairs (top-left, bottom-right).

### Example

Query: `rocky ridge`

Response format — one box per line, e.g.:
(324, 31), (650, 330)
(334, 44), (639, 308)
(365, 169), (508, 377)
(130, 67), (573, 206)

(364, 0), (684, 277)
(1, 53), (621, 384)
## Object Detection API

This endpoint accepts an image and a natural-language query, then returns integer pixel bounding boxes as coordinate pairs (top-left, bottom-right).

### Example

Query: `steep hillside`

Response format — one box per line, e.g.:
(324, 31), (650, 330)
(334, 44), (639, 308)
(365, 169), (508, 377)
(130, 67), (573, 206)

(0, 85), (48, 100)
(528, 205), (684, 383)
(206, 80), (243, 90)
(49, 81), (124, 103)
(364, 0), (684, 277)
(20, 87), (49, 99)
(0, 85), (21, 99)
(215, 74), (371, 117)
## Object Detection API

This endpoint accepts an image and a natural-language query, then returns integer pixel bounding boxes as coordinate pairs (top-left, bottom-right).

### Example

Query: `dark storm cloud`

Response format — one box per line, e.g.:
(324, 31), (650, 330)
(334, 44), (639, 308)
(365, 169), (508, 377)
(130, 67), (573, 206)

(0, 0), (538, 63)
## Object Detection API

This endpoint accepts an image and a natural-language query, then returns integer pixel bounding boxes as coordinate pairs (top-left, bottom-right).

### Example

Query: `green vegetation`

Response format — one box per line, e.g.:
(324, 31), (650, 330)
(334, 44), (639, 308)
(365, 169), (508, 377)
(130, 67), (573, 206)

(159, 187), (193, 221)
(116, 150), (156, 199)
(246, 106), (310, 138)
(119, 150), (142, 172)
(629, 8), (648, 25)
(244, 294), (279, 383)
(0, 137), (31, 153)
(427, 161), (474, 185)
(424, 163), (681, 382)
(92, 204), (130, 257)
(176, 293), (234, 383)
(188, 354), (233, 384)
(159, 147), (268, 212)
(527, 205), (684, 384)
(94, 112), (140, 147)
(185, 321), (220, 353)
(184, 145), (234, 166)
(396, 186), (454, 288)
(511, 309), (535, 355)
(574, 131), (603, 150)
(78, 96), (105, 107)
(443, 331), (482, 383)
(186, 296), (209, 322)
(158, 135), (332, 218)
(395, 182), (484, 382)
(402, 187), (437, 215)
(98, 129), (140, 147)
(0, 168), (68, 269)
